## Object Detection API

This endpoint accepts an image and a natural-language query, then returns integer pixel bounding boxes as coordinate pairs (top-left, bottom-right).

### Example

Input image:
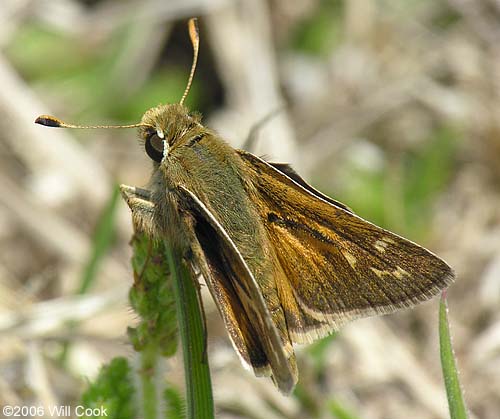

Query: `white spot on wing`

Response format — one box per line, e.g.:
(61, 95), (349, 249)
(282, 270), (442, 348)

(393, 266), (409, 279)
(341, 249), (357, 268)
(374, 239), (389, 253)
(370, 266), (409, 280)
(370, 267), (386, 278)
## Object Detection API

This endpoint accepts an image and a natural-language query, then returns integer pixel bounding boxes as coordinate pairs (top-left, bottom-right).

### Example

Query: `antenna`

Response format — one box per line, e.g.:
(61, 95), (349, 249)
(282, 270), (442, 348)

(34, 115), (151, 130)
(179, 18), (199, 106)
(35, 18), (201, 129)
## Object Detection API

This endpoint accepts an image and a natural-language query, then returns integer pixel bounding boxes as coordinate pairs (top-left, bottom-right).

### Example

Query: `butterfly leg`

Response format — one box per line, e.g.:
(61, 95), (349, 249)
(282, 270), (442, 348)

(120, 184), (157, 236)
(188, 258), (210, 364)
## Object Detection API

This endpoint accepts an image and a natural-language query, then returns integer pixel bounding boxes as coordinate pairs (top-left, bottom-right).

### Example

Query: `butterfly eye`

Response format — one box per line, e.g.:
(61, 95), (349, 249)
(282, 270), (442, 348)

(145, 133), (164, 163)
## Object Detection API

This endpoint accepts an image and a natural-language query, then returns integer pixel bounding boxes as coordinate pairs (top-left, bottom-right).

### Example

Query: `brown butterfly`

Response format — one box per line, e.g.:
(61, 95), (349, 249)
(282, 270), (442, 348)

(35, 18), (454, 394)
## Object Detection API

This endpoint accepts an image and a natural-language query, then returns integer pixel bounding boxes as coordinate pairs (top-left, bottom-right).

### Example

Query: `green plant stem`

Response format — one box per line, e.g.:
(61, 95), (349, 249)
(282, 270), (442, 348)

(140, 344), (160, 419)
(439, 291), (468, 419)
(164, 240), (214, 419)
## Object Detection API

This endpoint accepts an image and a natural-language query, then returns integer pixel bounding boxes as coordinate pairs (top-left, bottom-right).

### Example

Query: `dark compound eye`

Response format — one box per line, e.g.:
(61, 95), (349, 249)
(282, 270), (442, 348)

(145, 133), (164, 162)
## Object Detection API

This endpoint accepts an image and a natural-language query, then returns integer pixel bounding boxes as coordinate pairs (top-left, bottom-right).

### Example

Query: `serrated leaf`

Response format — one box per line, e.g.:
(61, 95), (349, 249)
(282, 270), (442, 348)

(164, 385), (186, 419)
(128, 233), (178, 356)
(80, 357), (136, 419)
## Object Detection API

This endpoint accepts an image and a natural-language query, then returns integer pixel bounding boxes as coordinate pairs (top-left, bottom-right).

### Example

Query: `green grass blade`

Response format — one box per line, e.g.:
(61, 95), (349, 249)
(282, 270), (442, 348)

(328, 399), (361, 419)
(78, 184), (120, 294)
(164, 240), (214, 419)
(439, 292), (468, 419)
(60, 185), (121, 363)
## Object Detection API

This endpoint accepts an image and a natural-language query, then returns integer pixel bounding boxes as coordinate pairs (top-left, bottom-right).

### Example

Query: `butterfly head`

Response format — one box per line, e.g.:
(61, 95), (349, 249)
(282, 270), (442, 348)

(138, 103), (203, 163)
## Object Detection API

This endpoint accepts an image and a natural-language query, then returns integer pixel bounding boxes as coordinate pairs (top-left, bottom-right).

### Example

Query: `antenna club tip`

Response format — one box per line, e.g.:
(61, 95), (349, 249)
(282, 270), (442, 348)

(188, 17), (199, 44)
(180, 17), (200, 105)
(35, 115), (61, 127)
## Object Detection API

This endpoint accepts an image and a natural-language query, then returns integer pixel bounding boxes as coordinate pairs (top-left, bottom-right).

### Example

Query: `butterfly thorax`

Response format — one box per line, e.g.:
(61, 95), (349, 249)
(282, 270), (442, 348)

(140, 104), (271, 278)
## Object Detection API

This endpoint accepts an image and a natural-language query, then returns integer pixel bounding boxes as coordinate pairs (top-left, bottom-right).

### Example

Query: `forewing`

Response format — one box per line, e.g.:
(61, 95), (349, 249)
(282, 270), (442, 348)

(177, 185), (297, 394)
(238, 151), (455, 343)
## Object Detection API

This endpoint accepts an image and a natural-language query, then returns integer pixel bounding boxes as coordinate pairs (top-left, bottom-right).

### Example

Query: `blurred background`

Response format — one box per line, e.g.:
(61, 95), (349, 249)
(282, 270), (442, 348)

(0, 0), (499, 418)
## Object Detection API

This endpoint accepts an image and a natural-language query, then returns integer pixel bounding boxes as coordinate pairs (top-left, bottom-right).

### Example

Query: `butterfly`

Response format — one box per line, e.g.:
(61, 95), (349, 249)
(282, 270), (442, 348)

(35, 18), (454, 394)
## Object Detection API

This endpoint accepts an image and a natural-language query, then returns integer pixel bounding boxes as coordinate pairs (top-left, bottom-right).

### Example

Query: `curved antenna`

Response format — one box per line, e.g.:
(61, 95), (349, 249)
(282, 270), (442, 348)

(179, 18), (199, 106)
(36, 18), (200, 129)
(34, 115), (151, 129)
